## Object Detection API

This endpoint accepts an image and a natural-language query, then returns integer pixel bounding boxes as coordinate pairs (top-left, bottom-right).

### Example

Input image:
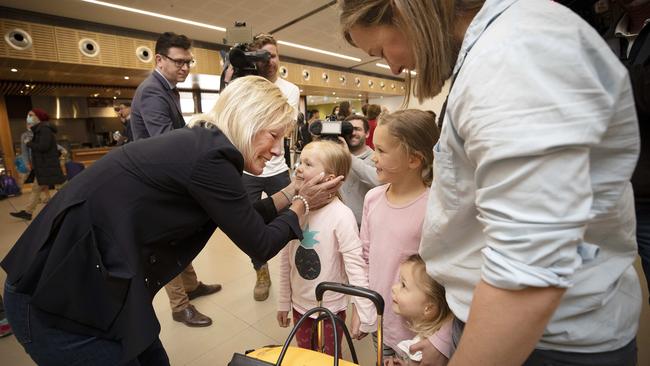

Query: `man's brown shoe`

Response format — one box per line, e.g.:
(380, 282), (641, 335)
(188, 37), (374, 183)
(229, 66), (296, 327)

(187, 282), (222, 300)
(172, 305), (212, 327)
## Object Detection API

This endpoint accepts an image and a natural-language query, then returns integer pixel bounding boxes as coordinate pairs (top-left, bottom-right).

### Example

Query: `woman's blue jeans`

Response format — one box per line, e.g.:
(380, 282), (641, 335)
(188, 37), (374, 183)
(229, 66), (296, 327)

(3, 283), (169, 365)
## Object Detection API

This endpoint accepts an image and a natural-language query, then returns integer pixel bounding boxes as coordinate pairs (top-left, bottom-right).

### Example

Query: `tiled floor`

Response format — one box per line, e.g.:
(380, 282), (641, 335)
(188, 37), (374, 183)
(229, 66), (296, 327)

(1, 191), (649, 365)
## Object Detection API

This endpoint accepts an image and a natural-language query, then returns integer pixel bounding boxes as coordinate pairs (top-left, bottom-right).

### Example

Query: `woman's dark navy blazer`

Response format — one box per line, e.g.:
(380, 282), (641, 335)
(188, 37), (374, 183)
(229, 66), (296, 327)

(1, 127), (302, 361)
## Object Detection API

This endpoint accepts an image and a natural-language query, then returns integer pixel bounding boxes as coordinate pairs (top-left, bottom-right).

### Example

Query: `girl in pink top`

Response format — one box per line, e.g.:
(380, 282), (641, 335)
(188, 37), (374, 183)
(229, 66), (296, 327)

(392, 254), (453, 365)
(354, 110), (450, 361)
(277, 140), (376, 357)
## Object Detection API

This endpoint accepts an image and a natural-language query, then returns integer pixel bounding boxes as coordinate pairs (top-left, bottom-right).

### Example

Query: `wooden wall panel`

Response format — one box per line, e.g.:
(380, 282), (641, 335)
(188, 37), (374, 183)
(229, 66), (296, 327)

(31, 24), (58, 61)
(117, 36), (138, 69)
(1, 19), (403, 96)
(127, 37), (156, 70)
(97, 34), (119, 67)
(54, 27), (79, 64)
(204, 49), (222, 75)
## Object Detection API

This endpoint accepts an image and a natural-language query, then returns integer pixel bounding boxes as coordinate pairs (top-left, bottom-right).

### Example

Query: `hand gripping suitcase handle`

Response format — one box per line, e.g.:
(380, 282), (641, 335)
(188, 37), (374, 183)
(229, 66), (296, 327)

(315, 282), (384, 315)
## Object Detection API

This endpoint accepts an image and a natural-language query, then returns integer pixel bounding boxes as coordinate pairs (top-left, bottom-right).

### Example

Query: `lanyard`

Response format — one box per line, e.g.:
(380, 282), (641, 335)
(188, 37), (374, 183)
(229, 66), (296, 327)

(438, 1), (519, 129)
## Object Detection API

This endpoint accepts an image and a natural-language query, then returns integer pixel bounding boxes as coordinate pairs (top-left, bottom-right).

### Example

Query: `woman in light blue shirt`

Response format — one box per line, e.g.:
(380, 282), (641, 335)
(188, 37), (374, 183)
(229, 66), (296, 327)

(339, 1), (641, 365)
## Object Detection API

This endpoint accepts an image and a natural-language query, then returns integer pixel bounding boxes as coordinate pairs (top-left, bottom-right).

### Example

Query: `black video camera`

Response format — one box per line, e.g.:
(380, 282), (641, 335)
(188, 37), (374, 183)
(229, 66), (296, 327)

(220, 43), (271, 90)
(309, 115), (354, 145)
(229, 43), (270, 78)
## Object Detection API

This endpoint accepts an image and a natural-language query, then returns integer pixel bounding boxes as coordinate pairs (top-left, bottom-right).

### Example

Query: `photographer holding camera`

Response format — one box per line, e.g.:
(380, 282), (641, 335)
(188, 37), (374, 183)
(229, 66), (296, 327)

(307, 113), (379, 227)
(239, 33), (300, 302)
(339, 114), (380, 227)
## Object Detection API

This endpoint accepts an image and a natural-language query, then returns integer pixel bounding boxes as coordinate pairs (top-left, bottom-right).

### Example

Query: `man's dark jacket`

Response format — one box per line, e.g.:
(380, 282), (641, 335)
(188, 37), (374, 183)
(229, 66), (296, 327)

(130, 71), (186, 140)
(607, 18), (650, 201)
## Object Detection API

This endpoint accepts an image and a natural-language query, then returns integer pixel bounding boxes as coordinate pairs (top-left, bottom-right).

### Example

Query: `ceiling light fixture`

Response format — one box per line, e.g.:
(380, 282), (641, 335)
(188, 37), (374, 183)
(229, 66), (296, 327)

(278, 40), (361, 62)
(124, 76), (130, 80)
(81, 1), (360, 63)
(376, 63), (416, 75)
(10, 68), (18, 72)
(81, 0), (227, 32)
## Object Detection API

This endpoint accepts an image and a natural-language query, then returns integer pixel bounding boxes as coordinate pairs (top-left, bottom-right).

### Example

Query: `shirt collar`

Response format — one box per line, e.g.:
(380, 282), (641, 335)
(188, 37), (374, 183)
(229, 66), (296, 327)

(615, 13), (650, 39)
(453, 0), (520, 75)
(154, 68), (176, 90)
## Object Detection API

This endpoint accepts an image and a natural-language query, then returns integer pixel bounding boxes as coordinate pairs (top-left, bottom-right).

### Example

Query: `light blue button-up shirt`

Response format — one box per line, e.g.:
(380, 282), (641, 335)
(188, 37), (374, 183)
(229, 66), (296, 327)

(420, 0), (641, 352)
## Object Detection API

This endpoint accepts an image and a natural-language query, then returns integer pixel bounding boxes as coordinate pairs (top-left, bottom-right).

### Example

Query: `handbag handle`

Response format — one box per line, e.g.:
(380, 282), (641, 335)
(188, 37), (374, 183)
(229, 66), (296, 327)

(274, 306), (340, 366)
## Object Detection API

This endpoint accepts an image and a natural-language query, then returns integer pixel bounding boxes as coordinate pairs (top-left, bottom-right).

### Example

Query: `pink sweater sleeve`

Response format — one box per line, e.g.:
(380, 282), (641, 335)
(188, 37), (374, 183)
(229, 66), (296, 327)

(426, 319), (453, 359)
(276, 241), (294, 312)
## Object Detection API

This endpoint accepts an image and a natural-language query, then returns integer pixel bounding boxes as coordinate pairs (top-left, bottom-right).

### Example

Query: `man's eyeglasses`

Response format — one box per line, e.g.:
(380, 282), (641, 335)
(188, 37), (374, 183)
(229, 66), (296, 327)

(160, 54), (196, 68)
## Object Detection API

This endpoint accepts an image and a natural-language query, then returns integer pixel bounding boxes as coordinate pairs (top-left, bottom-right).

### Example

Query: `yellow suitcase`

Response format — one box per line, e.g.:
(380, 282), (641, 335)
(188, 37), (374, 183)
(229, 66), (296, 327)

(242, 346), (358, 365)
(228, 282), (384, 366)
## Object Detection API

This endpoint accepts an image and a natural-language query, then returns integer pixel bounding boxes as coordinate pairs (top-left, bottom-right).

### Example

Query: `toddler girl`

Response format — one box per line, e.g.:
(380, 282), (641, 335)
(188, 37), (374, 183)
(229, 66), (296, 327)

(391, 254), (452, 365)
(277, 140), (376, 357)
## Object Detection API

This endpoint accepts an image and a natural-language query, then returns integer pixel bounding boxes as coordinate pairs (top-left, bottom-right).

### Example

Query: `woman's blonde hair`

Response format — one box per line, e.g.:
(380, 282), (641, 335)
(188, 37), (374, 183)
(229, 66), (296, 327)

(403, 254), (452, 338)
(188, 76), (295, 163)
(378, 109), (439, 186)
(338, 0), (484, 103)
(301, 140), (351, 200)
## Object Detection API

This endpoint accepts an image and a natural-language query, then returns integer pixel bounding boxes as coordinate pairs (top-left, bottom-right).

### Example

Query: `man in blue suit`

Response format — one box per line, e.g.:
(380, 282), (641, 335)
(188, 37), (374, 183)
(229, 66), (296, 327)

(131, 32), (191, 139)
(131, 32), (221, 327)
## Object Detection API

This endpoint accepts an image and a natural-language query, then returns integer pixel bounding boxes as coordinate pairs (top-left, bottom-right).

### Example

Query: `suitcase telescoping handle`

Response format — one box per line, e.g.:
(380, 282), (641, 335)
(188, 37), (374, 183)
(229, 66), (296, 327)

(315, 282), (384, 314)
(315, 282), (385, 366)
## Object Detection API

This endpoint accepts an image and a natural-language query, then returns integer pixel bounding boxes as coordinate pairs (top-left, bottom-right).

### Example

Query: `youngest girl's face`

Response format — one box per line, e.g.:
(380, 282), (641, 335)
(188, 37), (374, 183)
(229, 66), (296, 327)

(391, 262), (432, 321)
(295, 148), (328, 190)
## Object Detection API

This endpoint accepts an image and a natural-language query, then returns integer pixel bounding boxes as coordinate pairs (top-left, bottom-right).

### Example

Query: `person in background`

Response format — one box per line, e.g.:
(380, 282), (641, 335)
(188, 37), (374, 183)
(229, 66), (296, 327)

(340, 114), (380, 226)
(10, 108), (65, 221)
(295, 112), (311, 154)
(243, 33), (301, 302)
(15, 119), (34, 184)
(307, 109), (320, 124)
(340, 0), (641, 364)
(361, 103), (369, 117)
(116, 102), (133, 144)
(295, 109), (318, 158)
(130, 32), (190, 140)
(338, 101), (352, 120)
(365, 104), (382, 149)
(604, 0), (650, 305)
(131, 31), (221, 328)
(331, 105), (340, 120)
